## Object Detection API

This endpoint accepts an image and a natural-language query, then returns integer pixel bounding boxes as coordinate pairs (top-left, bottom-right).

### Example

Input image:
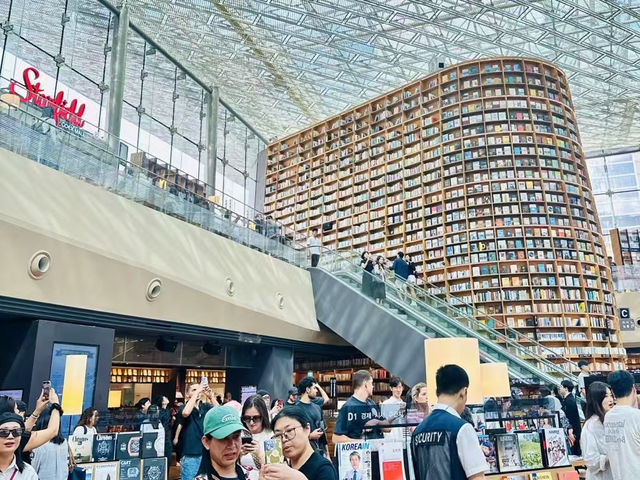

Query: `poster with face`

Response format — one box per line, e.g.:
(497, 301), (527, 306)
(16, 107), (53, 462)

(337, 442), (372, 480)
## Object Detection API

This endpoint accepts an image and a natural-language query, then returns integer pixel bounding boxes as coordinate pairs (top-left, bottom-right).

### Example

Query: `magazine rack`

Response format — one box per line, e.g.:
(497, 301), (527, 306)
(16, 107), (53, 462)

(486, 465), (576, 479)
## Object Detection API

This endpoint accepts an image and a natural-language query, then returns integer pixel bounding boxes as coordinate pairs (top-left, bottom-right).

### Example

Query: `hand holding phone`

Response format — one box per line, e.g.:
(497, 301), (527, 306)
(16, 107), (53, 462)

(42, 380), (51, 401)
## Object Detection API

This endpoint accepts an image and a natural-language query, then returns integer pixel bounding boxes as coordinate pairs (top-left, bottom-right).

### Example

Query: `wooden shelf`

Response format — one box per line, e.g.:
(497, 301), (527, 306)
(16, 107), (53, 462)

(267, 58), (625, 371)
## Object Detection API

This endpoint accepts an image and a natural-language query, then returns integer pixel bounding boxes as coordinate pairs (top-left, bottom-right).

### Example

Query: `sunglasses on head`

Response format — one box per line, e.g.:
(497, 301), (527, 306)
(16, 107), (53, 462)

(241, 415), (262, 424)
(0, 428), (22, 438)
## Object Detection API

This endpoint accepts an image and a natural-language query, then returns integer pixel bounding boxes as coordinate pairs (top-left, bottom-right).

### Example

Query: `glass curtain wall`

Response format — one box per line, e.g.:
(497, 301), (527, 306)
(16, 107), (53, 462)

(586, 150), (640, 252)
(0, 0), (265, 217)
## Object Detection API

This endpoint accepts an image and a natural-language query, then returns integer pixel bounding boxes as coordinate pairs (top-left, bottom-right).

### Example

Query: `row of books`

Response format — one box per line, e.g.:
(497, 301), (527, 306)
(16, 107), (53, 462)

(69, 431), (164, 463)
(73, 459), (166, 480)
(480, 428), (571, 474)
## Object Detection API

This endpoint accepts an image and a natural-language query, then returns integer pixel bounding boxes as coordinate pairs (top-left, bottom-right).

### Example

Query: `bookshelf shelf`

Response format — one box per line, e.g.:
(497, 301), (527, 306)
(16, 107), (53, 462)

(267, 57), (625, 372)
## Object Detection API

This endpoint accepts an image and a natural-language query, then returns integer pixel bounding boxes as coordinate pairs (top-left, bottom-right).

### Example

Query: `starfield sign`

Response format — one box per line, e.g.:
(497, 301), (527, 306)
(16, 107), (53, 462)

(9, 67), (86, 127)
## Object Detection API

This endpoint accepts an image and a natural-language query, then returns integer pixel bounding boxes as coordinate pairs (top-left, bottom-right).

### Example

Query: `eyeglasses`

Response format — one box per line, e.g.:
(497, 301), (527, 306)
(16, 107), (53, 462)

(241, 415), (262, 424)
(0, 428), (22, 438)
(273, 426), (302, 442)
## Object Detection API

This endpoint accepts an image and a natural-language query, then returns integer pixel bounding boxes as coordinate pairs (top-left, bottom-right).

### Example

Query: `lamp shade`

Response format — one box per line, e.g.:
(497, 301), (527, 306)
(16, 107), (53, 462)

(480, 363), (511, 398)
(107, 390), (122, 408)
(424, 337), (483, 405)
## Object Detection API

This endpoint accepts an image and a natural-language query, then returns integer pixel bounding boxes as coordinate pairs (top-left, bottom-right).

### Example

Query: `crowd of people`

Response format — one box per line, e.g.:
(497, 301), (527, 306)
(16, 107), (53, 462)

(360, 251), (418, 304)
(2, 364), (639, 480)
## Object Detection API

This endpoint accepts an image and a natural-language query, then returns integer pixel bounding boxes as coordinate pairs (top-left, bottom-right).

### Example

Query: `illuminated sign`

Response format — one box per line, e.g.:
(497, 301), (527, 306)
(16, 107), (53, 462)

(9, 67), (86, 127)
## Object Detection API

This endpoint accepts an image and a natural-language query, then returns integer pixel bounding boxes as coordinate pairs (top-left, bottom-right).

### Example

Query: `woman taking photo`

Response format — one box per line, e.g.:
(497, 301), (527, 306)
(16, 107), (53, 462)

(580, 381), (614, 480)
(31, 407), (68, 480)
(240, 395), (273, 480)
(372, 256), (387, 304)
(259, 406), (337, 480)
(153, 395), (173, 466)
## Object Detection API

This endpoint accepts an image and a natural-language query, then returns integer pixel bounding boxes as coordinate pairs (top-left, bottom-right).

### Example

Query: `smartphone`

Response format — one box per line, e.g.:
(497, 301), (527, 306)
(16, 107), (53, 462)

(264, 438), (284, 464)
(42, 380), (51, 401)
(201, 376), (208, 387)
(277, 399), (283, 408)
(241, 435), (254, 445)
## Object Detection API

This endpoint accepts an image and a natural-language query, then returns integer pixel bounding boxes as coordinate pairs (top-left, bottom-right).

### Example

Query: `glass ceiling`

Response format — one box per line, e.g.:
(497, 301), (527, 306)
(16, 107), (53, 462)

(23, 0), (640, 152)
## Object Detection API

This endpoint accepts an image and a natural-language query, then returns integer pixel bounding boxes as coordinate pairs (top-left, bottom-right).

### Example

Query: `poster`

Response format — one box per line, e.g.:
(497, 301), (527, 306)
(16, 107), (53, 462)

(92, 433), (116, 462)
(241, 386), (257, 405)
(542, 428), (570, 467)
(496, 433), (522, 472)
(116, 432), (141, 460)
(69, 433), (94, 463)
(93, 462), (118, 480)
(477, 434), (498, 473)
(378, 441), (404, 480)
(49, 343), (98, 436)
(337, 441), (372, 480)
(120, 458), (142, 480)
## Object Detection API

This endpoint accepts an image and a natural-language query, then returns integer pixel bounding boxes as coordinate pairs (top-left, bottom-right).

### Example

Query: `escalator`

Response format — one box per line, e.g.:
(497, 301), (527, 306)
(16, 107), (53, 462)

(311, 251), (578, 387)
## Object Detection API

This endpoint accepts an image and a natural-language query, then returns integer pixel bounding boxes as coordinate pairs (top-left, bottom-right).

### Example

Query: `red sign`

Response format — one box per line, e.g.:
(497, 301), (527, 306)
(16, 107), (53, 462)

(9, 67), (86, 127)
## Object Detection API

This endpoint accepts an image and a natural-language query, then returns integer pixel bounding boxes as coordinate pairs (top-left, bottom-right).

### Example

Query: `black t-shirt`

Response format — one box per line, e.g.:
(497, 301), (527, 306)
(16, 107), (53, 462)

(299, 451), (338, 480)
(179, 402), (212, 456)
(334, 396), (383, 440)
(297, 397), (326, 451)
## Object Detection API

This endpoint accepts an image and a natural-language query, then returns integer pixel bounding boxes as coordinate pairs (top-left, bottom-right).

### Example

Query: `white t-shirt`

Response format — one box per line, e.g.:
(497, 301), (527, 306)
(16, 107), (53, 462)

(431, 404), (488, 478)
(581, 416), (613, 480)
(307, 236), (322, 256)
(382, 396), (405, 442)
(603, 405), (640, 480)
(72, 425), (97, 436)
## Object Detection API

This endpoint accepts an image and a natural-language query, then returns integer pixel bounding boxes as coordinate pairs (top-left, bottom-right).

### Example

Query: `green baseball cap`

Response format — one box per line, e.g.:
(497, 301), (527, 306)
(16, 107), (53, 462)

(203, 406), (247, 439)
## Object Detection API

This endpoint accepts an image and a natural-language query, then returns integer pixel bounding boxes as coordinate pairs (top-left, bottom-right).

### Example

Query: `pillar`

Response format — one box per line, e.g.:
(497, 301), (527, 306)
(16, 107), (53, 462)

(107, 2), (129, 154)
(206, 86), (219, 197)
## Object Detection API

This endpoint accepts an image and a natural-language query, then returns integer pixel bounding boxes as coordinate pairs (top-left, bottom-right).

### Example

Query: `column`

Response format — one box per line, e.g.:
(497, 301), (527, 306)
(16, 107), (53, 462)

(106, 2), (129, 154)
(206, 86), (219, 198)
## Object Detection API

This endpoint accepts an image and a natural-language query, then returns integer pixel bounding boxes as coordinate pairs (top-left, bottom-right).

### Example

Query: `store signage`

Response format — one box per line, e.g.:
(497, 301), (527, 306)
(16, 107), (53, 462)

(8, 67), (86, 127)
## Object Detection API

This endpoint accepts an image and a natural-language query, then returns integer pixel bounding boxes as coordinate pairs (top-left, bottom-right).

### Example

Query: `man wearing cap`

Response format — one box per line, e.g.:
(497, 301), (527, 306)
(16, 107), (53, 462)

(286, 388), (298, 406)
(196, 406), (248, 480)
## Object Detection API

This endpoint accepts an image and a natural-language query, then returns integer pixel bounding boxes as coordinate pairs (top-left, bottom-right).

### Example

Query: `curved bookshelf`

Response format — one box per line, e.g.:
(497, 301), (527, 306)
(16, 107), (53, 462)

(265, 57), (625, 374)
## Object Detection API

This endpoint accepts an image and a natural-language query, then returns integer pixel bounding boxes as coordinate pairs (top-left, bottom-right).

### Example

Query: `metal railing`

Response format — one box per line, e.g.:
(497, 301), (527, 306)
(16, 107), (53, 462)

(0, 87), (312, 268)
(318, 250), (579, 383)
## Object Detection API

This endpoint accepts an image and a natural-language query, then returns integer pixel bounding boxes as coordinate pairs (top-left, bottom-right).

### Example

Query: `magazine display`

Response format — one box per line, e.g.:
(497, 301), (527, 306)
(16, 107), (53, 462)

(477, 434), (498, 473)
(142, 457), (167, 480)
(69, 433), (94, 463)
(515, 432), (543, 469)
(120, 458), (142, 480)
(541, 428), (571, 467)
(377, 441), (404, 480)
(92, 433), (117, 462)
(337, 441), (372, 480)
(116, 432), (141, 460)
(93, 462), (118, 480)
(496, 433), (523, 472)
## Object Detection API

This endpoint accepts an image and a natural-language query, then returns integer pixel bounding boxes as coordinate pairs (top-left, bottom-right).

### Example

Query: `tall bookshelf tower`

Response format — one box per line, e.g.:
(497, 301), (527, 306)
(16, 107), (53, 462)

(265, 57), (625, 373)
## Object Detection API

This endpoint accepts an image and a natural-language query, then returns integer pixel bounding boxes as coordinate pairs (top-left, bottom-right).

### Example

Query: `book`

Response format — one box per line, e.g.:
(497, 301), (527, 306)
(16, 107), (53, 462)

(496, 433), (523, 472)
(141, 430), (164, 458)
(337, 441), (372, 480)
(264, 438), (284, 464)
(92, 433), (116, 462)
(541, 427), (570, 467)
(532, 473), (553, 480)
(116, 432), (141, 460)
(142, 457), (167, 480)
(515, 431), (543, 469)
(120, 458), (142, 480)
(477, 434), (498, 473)
(378, 441), (405, 480)
(69, 433), (94, 463)
(93, 462), (118, 480)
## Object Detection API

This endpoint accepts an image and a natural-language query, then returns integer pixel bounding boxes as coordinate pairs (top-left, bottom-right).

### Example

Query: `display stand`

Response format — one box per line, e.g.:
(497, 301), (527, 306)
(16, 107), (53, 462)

(486, 466), (576, 479)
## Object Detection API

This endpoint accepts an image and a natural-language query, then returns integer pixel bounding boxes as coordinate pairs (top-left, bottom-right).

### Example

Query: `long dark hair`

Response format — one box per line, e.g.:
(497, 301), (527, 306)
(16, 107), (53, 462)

(135, 398), (151, 411)
(34, 406), (64, 445)
(0, 396), (16, 415)
(241, 395), (270, 432)
(585, 381), (610, 424)
(75, 407), (97, 428)
(152, 396), (167, 410)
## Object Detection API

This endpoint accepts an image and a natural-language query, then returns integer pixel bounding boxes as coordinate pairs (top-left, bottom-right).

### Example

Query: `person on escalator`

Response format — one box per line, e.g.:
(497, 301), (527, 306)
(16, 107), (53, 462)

(390, 251), (409, 301)
(360, 252), (374, 298)
(406, 255), (418, 303)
